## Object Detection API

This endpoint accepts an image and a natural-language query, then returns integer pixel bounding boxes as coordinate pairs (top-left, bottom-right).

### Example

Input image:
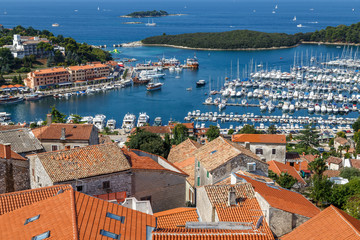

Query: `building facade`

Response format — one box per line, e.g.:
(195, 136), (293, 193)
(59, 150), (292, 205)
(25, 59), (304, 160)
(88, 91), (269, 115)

(67, 62), (110, 82)
(24, 67), (70, 89)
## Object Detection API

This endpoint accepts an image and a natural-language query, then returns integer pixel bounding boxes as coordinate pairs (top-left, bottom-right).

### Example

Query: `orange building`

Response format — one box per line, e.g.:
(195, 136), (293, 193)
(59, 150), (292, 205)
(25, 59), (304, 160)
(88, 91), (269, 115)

(67, 62), (110, 82)
(24, 67), (70, 89)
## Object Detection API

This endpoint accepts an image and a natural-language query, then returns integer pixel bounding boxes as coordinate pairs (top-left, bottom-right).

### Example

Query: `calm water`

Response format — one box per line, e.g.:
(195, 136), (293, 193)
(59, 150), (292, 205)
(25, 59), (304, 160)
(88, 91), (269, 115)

(0, 0), (359, 125)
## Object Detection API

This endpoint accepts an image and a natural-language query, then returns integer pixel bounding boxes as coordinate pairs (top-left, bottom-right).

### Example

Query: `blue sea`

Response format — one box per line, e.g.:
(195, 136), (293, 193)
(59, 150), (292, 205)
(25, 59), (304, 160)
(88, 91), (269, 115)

(0, 0), (359, 126)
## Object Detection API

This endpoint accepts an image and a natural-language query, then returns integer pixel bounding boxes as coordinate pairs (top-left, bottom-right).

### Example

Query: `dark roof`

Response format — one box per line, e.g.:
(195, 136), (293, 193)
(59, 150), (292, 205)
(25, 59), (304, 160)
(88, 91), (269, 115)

(286, 152), (301, 160)
(0, 128), (43, 154)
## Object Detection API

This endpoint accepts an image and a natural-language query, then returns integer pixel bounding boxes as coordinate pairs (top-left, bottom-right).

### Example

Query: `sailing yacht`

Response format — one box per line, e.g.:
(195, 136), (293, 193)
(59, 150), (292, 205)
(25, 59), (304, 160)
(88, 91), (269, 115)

(145, 19), (156, 27)
(293, 16), (297, 21)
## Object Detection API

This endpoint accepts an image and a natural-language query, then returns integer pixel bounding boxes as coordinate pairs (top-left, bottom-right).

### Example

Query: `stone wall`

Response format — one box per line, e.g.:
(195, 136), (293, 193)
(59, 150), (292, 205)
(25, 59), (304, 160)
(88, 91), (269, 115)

(40, 140), (90, 152)
(238, 143), (286, 163)
(197, 155), (268, 185)
(132, 170), (186, 213)
(196, 186), (214, 222)
(0, 158), (30, 193)
(29, 156), (55, 189)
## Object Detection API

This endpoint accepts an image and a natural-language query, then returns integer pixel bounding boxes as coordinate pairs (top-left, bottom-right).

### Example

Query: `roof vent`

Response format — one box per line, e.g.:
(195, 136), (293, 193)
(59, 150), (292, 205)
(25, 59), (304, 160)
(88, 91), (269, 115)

(228, 186), (237, 207)
(255, 216), (264, 229)
(73, 125), (77, 128)
(60, 128), (66, 141)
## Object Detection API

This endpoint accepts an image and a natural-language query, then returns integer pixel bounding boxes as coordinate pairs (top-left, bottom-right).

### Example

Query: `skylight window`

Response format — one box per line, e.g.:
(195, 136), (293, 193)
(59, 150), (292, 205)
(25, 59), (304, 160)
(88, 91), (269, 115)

(106, 212), (125, 223)
(24, 214), (40, 225)
(210, 150), (217, 155)
(100, 229), (120, 240)
(32, 231), (50, 240)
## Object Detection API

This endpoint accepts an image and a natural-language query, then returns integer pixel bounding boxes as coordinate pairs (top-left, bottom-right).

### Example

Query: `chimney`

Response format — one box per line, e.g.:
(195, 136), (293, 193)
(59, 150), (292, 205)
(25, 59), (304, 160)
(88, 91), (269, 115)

(60, 128), (66, 141)
(46, 114), (52, 126)
(3, 144), (11, 159)
(228, 186), (237, 207)
(245, 142), (250, 150)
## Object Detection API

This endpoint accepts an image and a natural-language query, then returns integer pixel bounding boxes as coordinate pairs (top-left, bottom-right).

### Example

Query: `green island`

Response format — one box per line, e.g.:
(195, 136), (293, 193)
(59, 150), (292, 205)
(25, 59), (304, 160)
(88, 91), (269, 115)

(142, 22), (360, 50)
(123, 10), (168, 18)
(0, 25), (112, 83)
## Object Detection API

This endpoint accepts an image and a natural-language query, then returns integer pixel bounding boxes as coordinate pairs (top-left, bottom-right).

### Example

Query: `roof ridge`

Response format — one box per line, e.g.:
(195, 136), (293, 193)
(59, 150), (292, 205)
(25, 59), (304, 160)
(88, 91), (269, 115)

(155, 207), (196, 217)
(69, 188), (79, 240)
(331, 205), (360, 237)
(222, 137), (241, 154)
(0, 184), (72, 198)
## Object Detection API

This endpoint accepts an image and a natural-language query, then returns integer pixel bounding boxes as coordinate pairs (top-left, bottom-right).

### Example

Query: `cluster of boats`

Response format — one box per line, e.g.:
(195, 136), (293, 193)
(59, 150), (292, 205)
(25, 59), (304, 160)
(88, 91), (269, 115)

(121, 113), (162, 132)
(184, 110), (356, 131)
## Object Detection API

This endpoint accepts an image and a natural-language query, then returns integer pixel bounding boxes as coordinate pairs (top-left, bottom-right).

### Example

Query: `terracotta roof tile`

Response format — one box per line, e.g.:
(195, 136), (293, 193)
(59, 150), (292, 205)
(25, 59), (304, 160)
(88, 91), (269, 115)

(326, 156), (343, 165)
(350, 159), (360, 169)
(67, 63), (109, 71)
(167, 138), (201, 164)
(235, 173), (320, 218)
(174, 157), (196, 186)
(282, 205), (360, 240)
(334, 137), (349, 145)
(0, 187), (156, 240)
(32, 67), (69, 75)
(232, 134), (286, 144)
(300, 154), (316, 163)
(0, 143), (26, 160)
(0, 184), (72, 215)
(323, 170), (340, 178)
(154, 207), (199, 228)
(32, 123), (95, 141)
(36, 143), (131, 183)
(193, 137), (262, 172)
(123, 148), (168, 171)
(268, 160), (306, 185)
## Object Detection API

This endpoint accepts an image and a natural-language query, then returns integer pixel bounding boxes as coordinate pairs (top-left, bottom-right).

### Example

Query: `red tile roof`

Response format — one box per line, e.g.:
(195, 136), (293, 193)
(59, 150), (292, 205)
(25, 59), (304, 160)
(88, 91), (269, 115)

(0, 144), (26, 161)
(326, 156), (342, 165)
(0, 187), (156, 240)
(123, 148), (169, 171)
(35, 143), (131, 183)
(235, 173), (320, 218)
(174, 157), (196, 186)
(154, 207), (199, 228)
(169, 122), (194, 130)
(323, 170), (341, 178)
(94, 191), (127, 204)
(268, 160), (306, 185)
(232, 134), (286, 144)
(32, 123), (95, 141)
(167, 138), (201, 164)
(0, 184), (73, 215)
(350, 159), (360, 169)
(282, 205), (360, 240)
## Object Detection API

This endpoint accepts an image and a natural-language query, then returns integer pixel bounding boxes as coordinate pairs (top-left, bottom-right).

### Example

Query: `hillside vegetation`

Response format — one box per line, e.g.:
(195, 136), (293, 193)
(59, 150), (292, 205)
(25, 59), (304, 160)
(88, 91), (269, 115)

(126, 10), (168, 18)
(142, 22), (360, 49)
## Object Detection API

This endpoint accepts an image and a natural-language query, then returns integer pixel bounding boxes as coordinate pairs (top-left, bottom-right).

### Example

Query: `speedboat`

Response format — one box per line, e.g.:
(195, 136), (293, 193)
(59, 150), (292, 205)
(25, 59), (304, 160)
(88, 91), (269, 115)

(196, 79), (206, 87)
(137, 112), (150, 127)
(147, 82), (163, 91)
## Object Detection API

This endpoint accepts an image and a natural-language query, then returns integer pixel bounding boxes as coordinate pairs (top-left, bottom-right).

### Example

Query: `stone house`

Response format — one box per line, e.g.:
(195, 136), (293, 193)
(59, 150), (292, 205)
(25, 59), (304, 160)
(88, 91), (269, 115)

(32, 120), (99, 152)
(232, 172), (320, 237)
(0, 128), (43, 157)
(167, 138), (202, 204)
(326, 156), (343, 170)
(193, 136), (268, 187)
(29, 143), (187, 213)
(232, 134), (287, 163)
(0, 144), (29, 194)
(334, 137), (350, 151)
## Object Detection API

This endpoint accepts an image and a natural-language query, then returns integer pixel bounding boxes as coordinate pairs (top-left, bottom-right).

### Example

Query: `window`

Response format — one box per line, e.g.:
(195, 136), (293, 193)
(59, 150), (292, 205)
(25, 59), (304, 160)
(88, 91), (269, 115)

(32, 231), (50, 240)
(74, 146), (80, 148)
(24, 214), (40, 225)
(100, 230), (120, 240)
(290, 162), (294, 167)
(207, 171), (209, 178)
(51, 145), (58, 151)
(103, 181), (110, 189)
(37, 176), (40, 183)
(106, 212), (125, 223)
(76, 185), (83, 192)
(197, 176), (200, 186)
(197, 161), (200, 167)
(272, 149), (276, 154)
(256, 149), (263, 155)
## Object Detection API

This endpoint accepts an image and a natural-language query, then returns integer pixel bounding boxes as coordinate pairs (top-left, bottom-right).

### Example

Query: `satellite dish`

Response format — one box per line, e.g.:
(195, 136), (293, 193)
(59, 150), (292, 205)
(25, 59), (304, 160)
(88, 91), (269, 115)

(255, 216), (264, 229)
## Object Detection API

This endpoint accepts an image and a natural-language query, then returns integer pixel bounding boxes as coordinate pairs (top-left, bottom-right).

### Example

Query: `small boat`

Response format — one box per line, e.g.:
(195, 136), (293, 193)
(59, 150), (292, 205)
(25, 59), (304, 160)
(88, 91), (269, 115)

(293, 16), (296, 21)
(52, 23), (59, 27)
(196, 80), (206, 87)
(0, 96), (24, 104)
(186, 87), (192, 91)
(147, 82), (163, 91)
(205, 97), (212, 104)
(297, 24), (303, 28)
(153, 117), (162, 126)
(24, 93), (41, 101)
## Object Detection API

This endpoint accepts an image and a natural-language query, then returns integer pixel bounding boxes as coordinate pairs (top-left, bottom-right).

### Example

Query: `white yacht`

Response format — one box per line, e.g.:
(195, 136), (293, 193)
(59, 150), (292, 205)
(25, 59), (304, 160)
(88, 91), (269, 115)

(137, 112), (150, 127)
(293, 16), (296, 21)
(81, 116), (93, 124)
(106, 119), (116, 130)
(153, 117), (162, 126)
(145, 19), (156, 27)
(297, 24), (303, 28)
(122, 113), (136, 131)
(93, 114), (106, 131)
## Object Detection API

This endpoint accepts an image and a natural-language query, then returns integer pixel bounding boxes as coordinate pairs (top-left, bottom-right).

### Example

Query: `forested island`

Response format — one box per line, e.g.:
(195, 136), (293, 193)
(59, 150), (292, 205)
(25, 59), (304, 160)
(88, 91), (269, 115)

(142, 22), (360, 50)
(122, 10), (169, 18)
(0, 25), (112, 76)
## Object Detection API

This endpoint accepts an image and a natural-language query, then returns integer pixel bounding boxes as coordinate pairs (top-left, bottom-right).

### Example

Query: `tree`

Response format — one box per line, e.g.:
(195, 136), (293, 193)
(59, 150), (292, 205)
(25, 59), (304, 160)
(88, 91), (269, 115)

(49, 106), (66, 123)
(126, 129), (167, 157)
(308, 157), (328, 176)
(238, 124), (259, 134)
(340, 167), (360, 180)
(352, 117), (360, 132)
(71, 114), (82, 124)
(336, 131), (347, 139)
(172, 124), (189, 145)
(345, 194), (360, 219)
(163, 133), (171, 159)
(206, 125), (220, 141)
(297, 124), (320, 149)
(0, 48), (14, 71)
(276, 172), (298, 189)
(228, 129), (235, 135)
(310, 175), (333, 207)
(268, 125), (277, 134)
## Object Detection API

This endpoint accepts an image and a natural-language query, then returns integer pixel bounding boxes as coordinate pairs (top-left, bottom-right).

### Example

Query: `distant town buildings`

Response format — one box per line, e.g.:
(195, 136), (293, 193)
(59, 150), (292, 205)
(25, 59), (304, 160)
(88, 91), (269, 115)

(24, 62), (111, 89)
(4, 34), (49, 59)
